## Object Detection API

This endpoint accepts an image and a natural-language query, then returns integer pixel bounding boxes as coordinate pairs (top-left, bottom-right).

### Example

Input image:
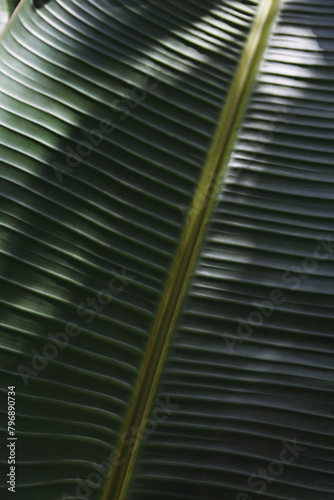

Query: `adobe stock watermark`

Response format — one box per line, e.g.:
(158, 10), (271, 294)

(239, 103), (296, 159)
(223, 233), (334, 353)
(17, 267), (135, 385)
(178, 104), (295, 223)
(59, 396), (179, 500)
(52, 70), (159, 183)
(236, 439), (306, 499)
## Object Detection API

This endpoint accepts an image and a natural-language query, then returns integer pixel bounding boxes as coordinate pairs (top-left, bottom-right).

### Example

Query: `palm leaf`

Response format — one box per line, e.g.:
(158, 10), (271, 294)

(1, 1), (333, 500)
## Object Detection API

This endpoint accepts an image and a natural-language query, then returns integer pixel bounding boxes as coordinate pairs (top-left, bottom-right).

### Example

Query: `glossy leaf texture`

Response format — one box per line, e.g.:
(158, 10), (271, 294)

(0, 1), (333, 500)
(127, 1), (334, 500)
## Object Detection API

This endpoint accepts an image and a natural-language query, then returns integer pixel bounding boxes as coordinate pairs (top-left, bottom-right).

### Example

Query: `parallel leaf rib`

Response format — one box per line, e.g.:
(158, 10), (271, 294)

(102, 1), (281, 499)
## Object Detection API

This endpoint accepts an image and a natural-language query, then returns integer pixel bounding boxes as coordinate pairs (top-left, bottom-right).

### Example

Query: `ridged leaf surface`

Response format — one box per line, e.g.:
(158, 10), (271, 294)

(0, 1), (333, 500)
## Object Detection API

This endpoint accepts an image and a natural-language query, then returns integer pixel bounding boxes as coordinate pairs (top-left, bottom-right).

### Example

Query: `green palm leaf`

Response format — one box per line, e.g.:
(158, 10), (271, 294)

(1, 1), (333, 500)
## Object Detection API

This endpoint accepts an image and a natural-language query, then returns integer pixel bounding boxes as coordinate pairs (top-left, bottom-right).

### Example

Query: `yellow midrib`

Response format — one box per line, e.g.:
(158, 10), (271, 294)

(102, 1), (281, 499)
